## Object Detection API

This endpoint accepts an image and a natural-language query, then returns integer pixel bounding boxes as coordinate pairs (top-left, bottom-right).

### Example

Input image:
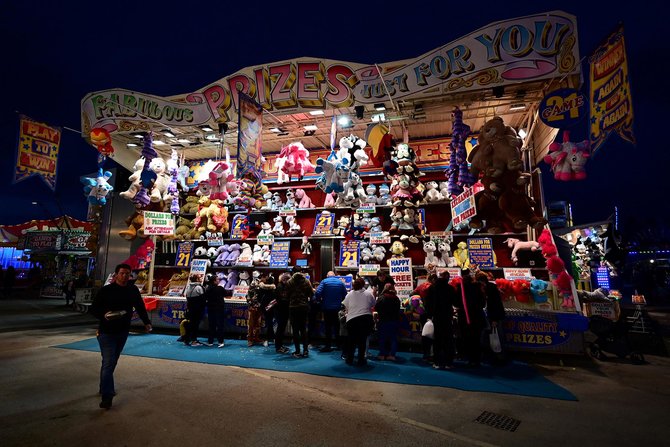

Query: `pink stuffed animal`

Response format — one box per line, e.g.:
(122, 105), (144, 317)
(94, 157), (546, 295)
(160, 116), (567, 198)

(295, 188), (315, 208)
(277, 142), (315, 183)
(544, 131), (590, 181)
(323, 191), (336, 208)
(208, 162), (233, 201)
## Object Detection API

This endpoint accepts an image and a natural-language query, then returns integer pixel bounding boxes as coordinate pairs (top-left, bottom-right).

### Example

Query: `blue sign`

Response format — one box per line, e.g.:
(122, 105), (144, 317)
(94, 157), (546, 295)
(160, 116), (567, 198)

(175, 241), (194, 267)
(270, 241), (290, 267)
(334, 275), (353, 291)
(467, 237), (495, 269)
(339, 240), (360, 267)
(313, 212), (334, 235)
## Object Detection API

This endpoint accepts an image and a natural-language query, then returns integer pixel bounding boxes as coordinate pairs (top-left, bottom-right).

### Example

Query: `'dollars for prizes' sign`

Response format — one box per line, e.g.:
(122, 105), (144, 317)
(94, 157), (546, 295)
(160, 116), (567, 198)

(467, 237), (495, 269)
(143, 211), (174, 235)
(270, 241), (290, 267)
(389, 257), (413, 299)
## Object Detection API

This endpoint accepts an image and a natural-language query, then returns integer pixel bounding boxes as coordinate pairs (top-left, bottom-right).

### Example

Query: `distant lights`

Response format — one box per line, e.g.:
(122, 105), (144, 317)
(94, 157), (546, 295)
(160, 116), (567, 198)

(309, 110), (325, 116)
(303, 125), (318, 131)
(338, 116), (353, 127)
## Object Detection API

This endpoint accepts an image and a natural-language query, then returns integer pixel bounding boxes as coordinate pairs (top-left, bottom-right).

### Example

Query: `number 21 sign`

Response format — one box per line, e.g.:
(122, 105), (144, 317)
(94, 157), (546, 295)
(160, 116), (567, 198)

(313, 212), (334, 235)
(339, 240), (360, 268)
(175, 242), (194, 267)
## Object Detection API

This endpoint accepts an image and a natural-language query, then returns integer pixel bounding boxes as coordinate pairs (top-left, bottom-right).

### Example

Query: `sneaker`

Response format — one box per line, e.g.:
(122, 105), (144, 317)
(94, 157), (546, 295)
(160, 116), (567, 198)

(190, 341), (204, 347)
(276, 346), (290, 354)
(218, 342), (226, 348)
(263, 340), (269, 347)
(204, 341), (214, 347)
(99, 396), (113, 409)
(292, 351), (302, 358)
(302, 350), (309, 358)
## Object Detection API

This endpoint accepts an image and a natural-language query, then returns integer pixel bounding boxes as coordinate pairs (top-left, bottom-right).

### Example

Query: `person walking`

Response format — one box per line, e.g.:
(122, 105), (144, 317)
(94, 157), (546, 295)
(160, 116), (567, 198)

(89, 263), (152, 409)
(273, 273), (291, 354)
(205, 274), (228, 347)
(183, 274), (207, 346)
(314, 271), (348, 352)
(63, 279), (76, 309)
(342, 277), (376, 366)
(454, 269), (487, 367)
(375, 283), (401, 361)
(288, 268), (314, 358)
(423, 271), (458, 369)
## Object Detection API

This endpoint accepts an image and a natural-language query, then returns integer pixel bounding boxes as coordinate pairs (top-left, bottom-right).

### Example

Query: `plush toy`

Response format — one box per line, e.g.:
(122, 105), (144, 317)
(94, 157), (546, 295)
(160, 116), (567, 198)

(333, 215), (350, 236)
(119, 212), (144, 240)
(257, 221), (272, 236)
(423, 181), (442, 203)
(377, 184), (391, 206)
(495, 278), (516, 301)
(179, 196), (199, 215)
(315, 156), (349, 193)
(422, 240), (439, 269)
(360, 241), (373, 263)
(193, 245), (211, 268)
(89, 127), (114, 156)
(214, 244), (230, 266)
(119, 158), (145, 201)
(206, 246), (219, 263)
(274, 146), (291, 185)
(512, 279), (532, 303)
(278, 141), (316, 181)
(446, 107), (475, 196)
(270, 192), (283, 210)
(260, 245), (271, 265)
(504, 237), (541, 264)
(285, 188), (297, 209)
(261, 191), (274, 211)
(225, 243), (241, 266)
(238, 271), (251, 287)
(224, 270), (239, 291)
(295, 188), (315, 208)
(342, 172), (367, 207)
(147, 158), (171, 203)
(177, 165), (190, 192)
(368, 217), (383, 233)
(81, 168), (114, 205)
(323, 191), (336, 208)
(388, 208), (404, 234)
(285, 215), (303, 236)
(468, 116), (524, 182)
(387, 240), (408, 266)
(453, 241), (470, 269)
(372, 245), (387, 263)
(530, 278), (549, 303)
(543, 130), (590, 181)
(271, 216), (285, 236)
(175, 217), (193, 240)
(301, 236), (312, 255)
(338, 134), (369, 170)
(252, 244), (264, 265)
(437, 241), (458, 267)
(364, 184), (378, 205)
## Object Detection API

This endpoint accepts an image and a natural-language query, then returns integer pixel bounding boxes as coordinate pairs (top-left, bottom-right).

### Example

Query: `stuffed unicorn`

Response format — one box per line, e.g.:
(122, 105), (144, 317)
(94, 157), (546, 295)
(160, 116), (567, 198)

(544, 130), (590, 181)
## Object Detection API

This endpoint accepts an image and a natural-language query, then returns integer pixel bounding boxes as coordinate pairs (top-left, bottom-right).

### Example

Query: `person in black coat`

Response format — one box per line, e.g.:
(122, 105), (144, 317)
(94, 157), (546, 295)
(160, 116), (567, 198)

(205, 274), (229, 347)
(476, 271), (506, 363)
(424, 271), (458, 369)
(454, 269), (487, 367)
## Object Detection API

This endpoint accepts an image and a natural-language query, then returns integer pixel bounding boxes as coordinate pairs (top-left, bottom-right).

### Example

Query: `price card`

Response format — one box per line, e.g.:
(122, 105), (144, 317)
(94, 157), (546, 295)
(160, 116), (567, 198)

(175, 242), (194, 267)
(369, 232), (390, 244)
(416, 208), (426, 233)
(359, 264), (380, 276)
(143, 211), (174, 235)
(313, 212), (334, 235)
(232, 286), (249, 300)
(270, 241), (290, 267)
(356, 204), (376, 214)
(503, 268), (532, 281)
(339, 240), (360, 267)
(230, 215), (249, 239)
(279, 207), (297, 217)
(257, 234), (274, 246)
(206, 232), (223, 246)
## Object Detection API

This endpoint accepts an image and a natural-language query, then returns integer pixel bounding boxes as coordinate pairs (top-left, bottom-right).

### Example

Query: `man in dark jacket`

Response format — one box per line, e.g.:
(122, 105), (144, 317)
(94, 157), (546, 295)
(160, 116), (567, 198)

(89, 263), (152, 409)
(314, 271), (347, 352)
(476, 271), (506, 363)
(424, 271), (458, 369)
(288, 271), (314, 357)
(454, 269), (487, 367)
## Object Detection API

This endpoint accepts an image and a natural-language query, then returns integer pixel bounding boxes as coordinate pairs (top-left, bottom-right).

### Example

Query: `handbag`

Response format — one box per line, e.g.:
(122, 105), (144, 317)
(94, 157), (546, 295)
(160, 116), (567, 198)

(265, 299), (277, 312)
(421, 319), (435, 339)
(489, 326), (502, 353)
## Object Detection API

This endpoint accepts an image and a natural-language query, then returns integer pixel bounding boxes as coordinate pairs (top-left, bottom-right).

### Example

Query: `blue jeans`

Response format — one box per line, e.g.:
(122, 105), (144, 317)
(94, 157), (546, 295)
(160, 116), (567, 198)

(377, 321), (399, 357)
(97, 332), (129, 397)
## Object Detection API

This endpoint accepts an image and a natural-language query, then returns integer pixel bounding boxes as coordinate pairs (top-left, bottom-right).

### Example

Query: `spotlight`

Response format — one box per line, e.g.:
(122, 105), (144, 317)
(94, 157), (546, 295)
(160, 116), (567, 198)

(270, 127), (281, 133)
(338, 116), (352, 126)
(510, 103), (526, 111)
(374, 103), (386, 111)
(200, 125), (215, 132)
(309, 110), (325, 116)
(355, 105), (365, 119)
(162, 129), (175, 138)
(304, 125), (318, 131)
(127, 142), (139, 147)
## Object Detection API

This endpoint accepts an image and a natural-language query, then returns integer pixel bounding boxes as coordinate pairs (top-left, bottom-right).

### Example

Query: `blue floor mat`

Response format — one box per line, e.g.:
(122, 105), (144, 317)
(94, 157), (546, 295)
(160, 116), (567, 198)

(55, 334), (576, 401)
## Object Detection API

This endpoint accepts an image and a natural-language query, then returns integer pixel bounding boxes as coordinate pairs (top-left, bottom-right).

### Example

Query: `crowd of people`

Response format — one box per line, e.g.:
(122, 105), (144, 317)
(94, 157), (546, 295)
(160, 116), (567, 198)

(176, 267), (506, 370)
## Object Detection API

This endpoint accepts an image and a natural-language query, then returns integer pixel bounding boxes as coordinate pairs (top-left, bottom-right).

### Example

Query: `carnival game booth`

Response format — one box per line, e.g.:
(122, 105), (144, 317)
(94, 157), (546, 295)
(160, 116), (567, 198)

(0, 216), (96, 299)
(82, 11), (589, 353)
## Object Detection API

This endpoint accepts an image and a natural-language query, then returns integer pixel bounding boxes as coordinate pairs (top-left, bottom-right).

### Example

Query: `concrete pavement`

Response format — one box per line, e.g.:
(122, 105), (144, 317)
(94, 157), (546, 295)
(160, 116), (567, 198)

(1, 298), (670, 447)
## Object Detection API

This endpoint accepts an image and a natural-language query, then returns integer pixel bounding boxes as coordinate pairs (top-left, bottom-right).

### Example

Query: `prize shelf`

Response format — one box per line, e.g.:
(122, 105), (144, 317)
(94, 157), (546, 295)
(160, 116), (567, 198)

(153, 264), (311, 270)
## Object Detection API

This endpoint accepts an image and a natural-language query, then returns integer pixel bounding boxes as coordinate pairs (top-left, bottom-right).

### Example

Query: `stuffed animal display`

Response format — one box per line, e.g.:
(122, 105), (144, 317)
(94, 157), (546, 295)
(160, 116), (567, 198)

(544, 130), (590, 181)
(504, 237), (541, 264)
(387, 142), (424, 240)
(315, 134), (369, 205)
(537, 228), (575, 308)
(295, 188), (315, 208)
(446, 107), (476, 197)
(466, 116), (546, 233)
(275, 142), (315, 184)
(81, 168), (113, 205)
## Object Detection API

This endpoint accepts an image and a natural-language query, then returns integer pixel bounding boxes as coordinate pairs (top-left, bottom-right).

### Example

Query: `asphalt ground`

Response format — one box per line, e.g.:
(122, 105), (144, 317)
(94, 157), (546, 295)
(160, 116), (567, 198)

(1, 297), (669, 447)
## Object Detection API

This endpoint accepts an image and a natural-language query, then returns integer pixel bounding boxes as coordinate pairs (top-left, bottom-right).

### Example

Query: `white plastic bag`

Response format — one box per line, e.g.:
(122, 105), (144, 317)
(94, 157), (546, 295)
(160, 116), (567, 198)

(421, 319), (435, 339)
(489, 326), (502, 353)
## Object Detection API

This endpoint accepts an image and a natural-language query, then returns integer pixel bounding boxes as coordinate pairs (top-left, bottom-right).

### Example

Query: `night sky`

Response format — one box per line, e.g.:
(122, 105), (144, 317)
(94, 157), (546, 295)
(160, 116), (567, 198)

(1, 0), (668, 233)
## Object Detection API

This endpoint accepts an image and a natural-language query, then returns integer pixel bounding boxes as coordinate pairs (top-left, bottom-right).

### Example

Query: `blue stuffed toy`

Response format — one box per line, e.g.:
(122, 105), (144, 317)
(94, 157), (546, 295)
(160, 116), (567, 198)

(530, 278), (549, 303)
(81, 168), (113, 205)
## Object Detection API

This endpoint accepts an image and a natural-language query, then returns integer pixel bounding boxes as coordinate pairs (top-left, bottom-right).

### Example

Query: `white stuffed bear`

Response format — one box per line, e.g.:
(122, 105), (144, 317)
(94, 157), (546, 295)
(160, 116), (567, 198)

(252, 244), (264, 265)
(439, 181), (450, 201)
(424, 181), (442, 202)
(423, 240), (440, 268)
(119, 158), (145, 200)
(372, 245), (387, 263)
(271, 216), (285, 236)
(149, 158), (171, 203)
(238, 271), (251, 287)
(360, 241), (373, 263)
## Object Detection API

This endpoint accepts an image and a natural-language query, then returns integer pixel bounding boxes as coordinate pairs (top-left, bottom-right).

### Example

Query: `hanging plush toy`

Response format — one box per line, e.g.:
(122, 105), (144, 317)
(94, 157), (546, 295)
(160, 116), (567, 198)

(134, 133), (158, 208)
(543, 130), (590, 181)
(89, 128), (114, 156)
(119, 158), (145, 202)
(81, 168), (114, 205)
(446, 107), (474, 197)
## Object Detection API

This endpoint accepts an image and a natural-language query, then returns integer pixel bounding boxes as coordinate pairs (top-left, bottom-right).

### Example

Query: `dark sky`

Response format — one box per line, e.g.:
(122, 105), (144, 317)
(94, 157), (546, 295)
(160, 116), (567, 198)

(1, 0), (667, 230)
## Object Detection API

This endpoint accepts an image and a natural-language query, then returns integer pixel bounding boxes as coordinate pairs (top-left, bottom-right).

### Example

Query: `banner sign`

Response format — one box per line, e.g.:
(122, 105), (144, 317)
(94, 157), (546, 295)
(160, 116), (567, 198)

(270, 241), (290, 267)
(230, 214), (249, 239)
(339, 240), (360, 267)
(237, 92), (263, 178)
(313, 212), (335, 235)
(61, 230), (91, 251)
(467, 237), (496, 269)
(451, 187), (477, 227)
(15, 115), (61, 190)
(389, 257), (413, 300)
(503, 268), (533, 281)
(356, 205), (375, 214)
(359, 264), (380, 276)
(539, 88), (587, 128)
(82, 11), (579, 155)
(25, 231), (62, 252)
(175, 242), (194, 267)
(589, 25), (635, 153)
(143, 211), (174, 235)
(501, 313), (587, 349)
